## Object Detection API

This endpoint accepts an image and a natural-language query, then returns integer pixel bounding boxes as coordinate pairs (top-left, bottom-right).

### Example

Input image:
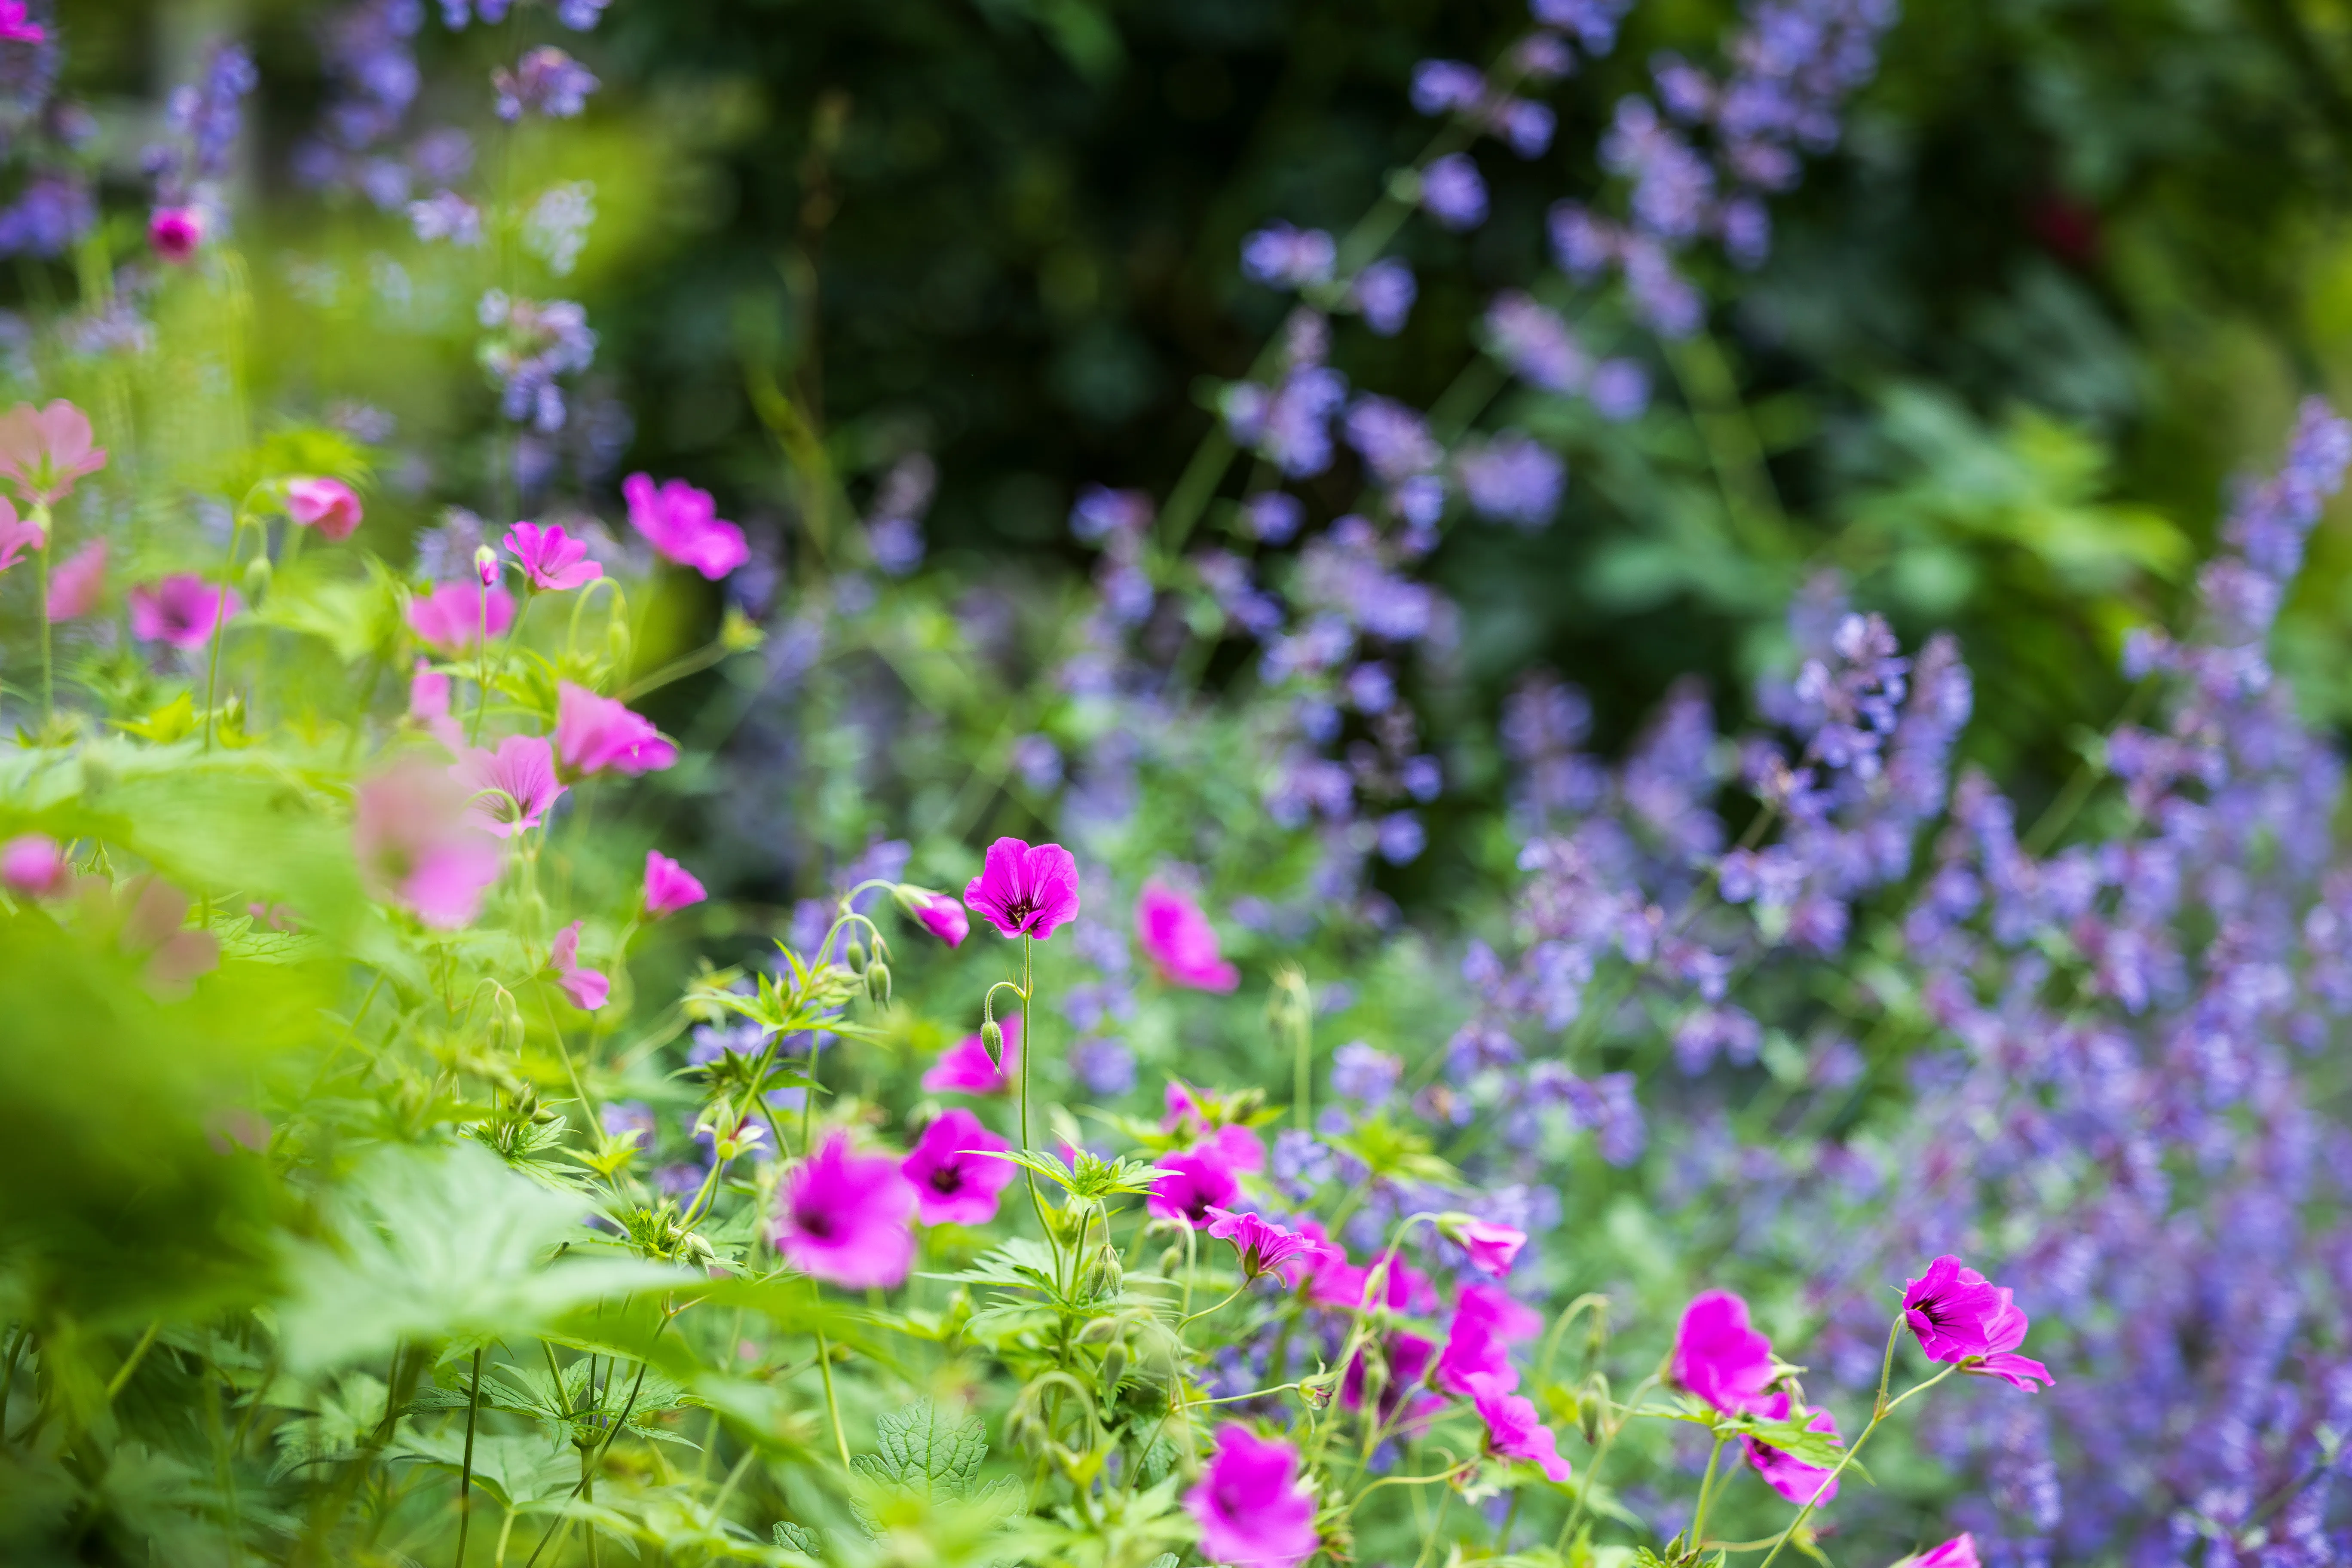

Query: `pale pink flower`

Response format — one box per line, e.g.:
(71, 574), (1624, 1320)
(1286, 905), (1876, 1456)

(1183, 1425), (1320, 1568)
(1739, 1389), (1842, 1505)
(643, 850), (707, 917)
(505, 520), (603, 591)
(453, 735), (565, 837)
(622, 472), (749, 580)
(352, 760), (504, 929)
(129, 575), (240, 650)
(407, 581), (515, 654)
(0, 3), (46, 43)
(895, 885), (968, 947)
(408, 658), (463, 750)
(286, 477), (364, 541)
(0, 834), (68, 897)
(149, 207), (204, 264)
(47, 539), (104, 621)
(550, 919), (609, 1010)
(963, 836), (1081, 940)
(553, 681), (678, 779)
(1467, 1378), (1574, 1482)
(1450, 1217), (1528, 1278)
(1136, 879), (1240, 991)
(1902, 1256), (2053, 1391)
(0, 400), (105, 505)
(0, 501), (43, 573)
(902, 1108), (1014, 1226)
(923, 1013), (1019, 1095)
(1670, 1289), (1777, 1415)
(775, 1132), (918, 1288)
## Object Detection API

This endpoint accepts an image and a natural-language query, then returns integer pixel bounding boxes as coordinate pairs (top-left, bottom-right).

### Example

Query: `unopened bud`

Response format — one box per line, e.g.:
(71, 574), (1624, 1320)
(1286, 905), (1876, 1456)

(844, 937), (868, 974)
(474, 545), (500, 587)
(1099, 1343), (1127, 1393)
(981, 1019), (1004, 1054)
(865, 961), (891, 1005)
(242, 553), (272, 602)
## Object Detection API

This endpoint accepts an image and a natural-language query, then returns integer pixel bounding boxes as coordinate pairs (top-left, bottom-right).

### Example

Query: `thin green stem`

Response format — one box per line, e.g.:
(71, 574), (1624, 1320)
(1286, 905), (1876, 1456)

(815, 1332), (852, 1472)
(105, 1318), (162, 1401)
(1688, 1434), (1730, 1546)
(456, 1346), (484, 1567)
(203, 516), (245, 753)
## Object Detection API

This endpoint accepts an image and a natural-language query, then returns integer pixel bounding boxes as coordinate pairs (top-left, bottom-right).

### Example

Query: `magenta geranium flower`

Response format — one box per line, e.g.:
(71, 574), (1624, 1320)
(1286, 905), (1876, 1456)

(1899, 1535), (1981, 1568)
(964, 836), (1081, 940)
(47, 539), (104, 621)
(0, 3), (45, 43)
(622, 472), (749, 580)
(407, 581), (515, 654)
(453, 735), (565, 838)
(1146, 1147), (1240, 1227)
(1307, 1241), (1434, 1314)
(923, 1013), (1020, 1095)
(554, 681), (678, 780)
(1136, 879), (1240, 992)
(0, 400), (106, 506)
(129, 575), (240, 650)
(1341, 1329), (1435, 1418)
(550, 920), (609, 1011)
(1436, 1283), (1543, 1395)
(775, 1132), (918, 1289)
(286, 477), (364, 541)
(1469, 1379), (1574, 1482)
(352, 760), (504, 929)
(1902, 1256), (2054, 1390)
(1183, 1425), (1320, 1568)
(1670, 1290), (1778, 1415)
(505, 520), (603, 591)
(1451, 1217), (1528, 1278)
(149, 206), (204, 264)
(1, 833), (67, 897)
(1739, 1389), (1841, 1504)
(1204, 1208), (1335, 1282)
(902, 1108), (1015, 1226)
(896, 885), (969, 947)
(643, 850), (707, 918)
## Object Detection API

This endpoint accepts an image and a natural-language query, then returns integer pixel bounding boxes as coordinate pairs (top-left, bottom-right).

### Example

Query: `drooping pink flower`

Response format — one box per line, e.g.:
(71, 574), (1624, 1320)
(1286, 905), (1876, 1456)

(622, 472), (749, 580)
(1342, 1329), (1436, 1419)
(408, 657), (463, 750)
(129, 575), (240, 650)
(1146, 1147), (1239, 1227)
(286, 477), (364, 541)
(1898, 1535), (1981, 1568)
(775, 1132), (918, 1289)
(1435, 1283), (1543, 1395)
(1135, 879), (1240, 992)
(923, 1013), (1020, 1095)
(963, 836), (1080, 940)
(47, 539), (104, 621)
(550, 920), (609, 1011)
(1182, 1425), (1320, 1568)
(407, 580), (515, 654)
(902, 1108), (1014, 1226)
(1739, 1389), (1842, 1505)
(352, 760), (504, 929)
(453, 735), (566, 838)
(643, 850), (707, 917)
(0, 502), (42, 573)
(0, 834), (68, 897)
(149, 206), (204, 264)
(505, 520), (603, 591)
(1451, 1218), (1528, 1278)
(1204, 1208), (1335, 1282)
(1670, 1290), (1778, 1416)
(1468, 1378), (1574, 1482)
(1902, 1256), (2053, 1390)
(553, 681), (678, 779)
(0, 400), (106, 505)
(0, 3), (45, 43)
(896, 885), (969, 947)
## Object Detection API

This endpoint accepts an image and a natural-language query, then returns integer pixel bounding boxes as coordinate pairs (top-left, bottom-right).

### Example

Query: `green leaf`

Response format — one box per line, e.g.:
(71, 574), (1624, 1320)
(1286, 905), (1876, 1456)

(852, 1400), (990, 1501)
(774, 1521), (824, 1559)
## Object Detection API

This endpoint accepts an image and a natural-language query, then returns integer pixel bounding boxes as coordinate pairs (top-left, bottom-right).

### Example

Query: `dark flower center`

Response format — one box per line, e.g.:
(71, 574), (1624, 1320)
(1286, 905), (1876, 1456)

(930, 1164), (966, 1194)
(796, 1206), (834, 1240)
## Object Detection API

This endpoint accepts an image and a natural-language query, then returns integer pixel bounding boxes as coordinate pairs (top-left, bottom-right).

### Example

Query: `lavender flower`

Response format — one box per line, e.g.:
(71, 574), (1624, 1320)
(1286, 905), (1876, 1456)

(1243, 223), (1337, 290)
(1419, 153), (1489, 230)
(1457, 433), (1566, 528)
(493, 46), (598, 122)
(1352, 260), (1417, 336)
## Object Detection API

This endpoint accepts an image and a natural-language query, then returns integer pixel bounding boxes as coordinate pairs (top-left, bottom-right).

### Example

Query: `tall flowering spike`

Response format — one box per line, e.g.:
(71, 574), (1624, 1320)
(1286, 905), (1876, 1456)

(1136, 879), (1240, 992)
(47, 539), (104, 621)
(130, 576), (241, 650)
(1901, 1256), (2054, 1390)
(1, 833), (67, 897)
(775, 1133), (917, 1289)
(554, 682), (679, 779)
(964, 837), (1081, 940)
(407, 581), (515, 654)
(1467, 1378), (1574, 1482)
(1182, 1425), (1320, 1568)
(1739, 1390), (1841, 1504)
(286, 477), (364, 541)
(0, 400), (106, 506)
(643, 850), (707, 918)
(505, 520), (602, 591)
(549, 919), (608, 1011)
(1669, 1289), (1778, 1415)
(894, 885), (969, 947)
(452, 735), (565, 838)
(622, 473), (748, 580)
(923, 1014), (1020, 1095)
(1204, 1208), (1334, 1282)
(901, 1108), (1015, 1226)
(352, 760), (504, 930)
(1146, 1147), (1239, 1228)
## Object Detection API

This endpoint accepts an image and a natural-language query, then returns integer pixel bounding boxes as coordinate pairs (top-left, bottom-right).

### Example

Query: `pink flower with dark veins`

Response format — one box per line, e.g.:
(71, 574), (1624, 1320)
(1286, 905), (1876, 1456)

(1182, 1425), (1320, 1568)
(0, 400), (106, 506)
(130, 575), (240, 650)
(286, 477), (364, 541)
(1670, 1290), (1779, 1415)
(1204, 1208), (1337, 1281)
(1145, 1147), (1239, 1228)
(505, 520), (603, 591)
(923, 1013), (1019, 1095)
(550, 920), (609, 1010)
(1902, 1256), (2054, 1391)
(963, 836), (1080, 940)
(1135, 878), (1240, 991)
(901, 1108), (1014, 1226)
(643, 851), (707, 917)
(407, 581), (515, 654)
(553, 681), (678, 779)
(623, 472), (749, 580)
(775, 1133), (918, 1289)
(453, 735), (565, 838)
(352, 760), (503, 929)
(1467, 1377), (1574, 1482)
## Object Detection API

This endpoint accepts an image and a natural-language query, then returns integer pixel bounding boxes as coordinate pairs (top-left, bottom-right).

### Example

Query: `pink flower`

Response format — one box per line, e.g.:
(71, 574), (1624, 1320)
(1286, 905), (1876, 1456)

(924, 1013), (1020, 1095)
(0, 400), (105, 505)
(285, 477), (363, 541)
(1342, 1329), (1435, 1418)
(1739, 1390), (1842, 1505)
(1, 833), (67, 897)
(453, 735), (566, 837)
(1435, 1283), (1543, 1395)
(1450, 1217), (1528, 1278)
(0, 502), (42, 572)
(1147, 1147), (1239, 1227)
(1902, 1256), (2054, 1391)
(149, 206), (204, 263)
(407, 581), (515, 654)
(1469, 1379), (1574, 1482)
(622, 472), (749, 580)
(897, 885), (968, 947)
(963, 836), (1081, 940)
(1899, 1535), (1981, 1568)
(1305, 1238), (1433, 1314)
(1204, 1208), (1335, 1281)
(47, 539), (104, 621)
(902, 1108), (1014, 1226)
(1136, 879), (1240, 992)
(1670, 1290), (1778, 1416)
(505, 520), (603, 591)
(775, 1132), (917, 1289)
(643, 850), (707, 917)
(554, 682), (678, 779)
(352, 760), (504, 929)
(1162, 1083), (1267, 1171)
(0, 4), (45, 43)
(408, 657), (463, 750)
(129, 575), (240, 650)
(1183, 1425), (1320, 1568)
(550, 920), (609, 1011)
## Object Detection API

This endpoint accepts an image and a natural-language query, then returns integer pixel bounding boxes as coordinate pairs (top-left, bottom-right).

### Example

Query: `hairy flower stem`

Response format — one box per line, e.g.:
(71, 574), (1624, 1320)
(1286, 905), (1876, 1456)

(815, 1332), (852, 1472)
(1753, 1320), (1959, 1568)
(1015, 935), (1064, 1286)
(455, 1347), (483, 1567)
(1687, 1434), (1730, 1547)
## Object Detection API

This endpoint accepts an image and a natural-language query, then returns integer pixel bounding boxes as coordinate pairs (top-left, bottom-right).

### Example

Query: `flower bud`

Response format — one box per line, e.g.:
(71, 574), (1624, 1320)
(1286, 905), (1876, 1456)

(865, 960), (891, 1006)
(242, 552), (272, 603)
(982, 1019), (1004, 1054)
(1099, 1342), (1127, 1393)
(474, 545), (500, 587)
(844, 937), (868, 974)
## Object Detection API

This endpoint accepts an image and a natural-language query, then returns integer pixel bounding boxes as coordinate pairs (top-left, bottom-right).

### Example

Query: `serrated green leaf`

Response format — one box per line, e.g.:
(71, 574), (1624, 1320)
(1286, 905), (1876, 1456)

(852, 1399), (989, 1501)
